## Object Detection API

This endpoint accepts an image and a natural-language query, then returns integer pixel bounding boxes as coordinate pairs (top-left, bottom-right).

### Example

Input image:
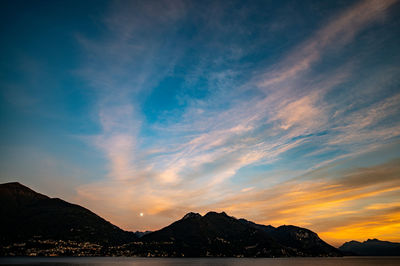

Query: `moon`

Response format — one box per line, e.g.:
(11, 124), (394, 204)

(140, 212), (144, 217)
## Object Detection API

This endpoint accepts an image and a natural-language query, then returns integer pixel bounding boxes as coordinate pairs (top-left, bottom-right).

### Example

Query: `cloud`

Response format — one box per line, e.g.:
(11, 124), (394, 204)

(366, 202), (400, 210)
(257, 0), (398, 89)
(274, 92), (325, 131)
(73, 0), (400, 245)
(210, 158), (400, 246)
(329, 93), (400, 145)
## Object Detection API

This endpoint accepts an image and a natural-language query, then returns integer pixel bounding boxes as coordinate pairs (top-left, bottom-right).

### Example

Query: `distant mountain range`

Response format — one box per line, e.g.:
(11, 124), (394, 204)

(339, 239), (400, 256)
(0, 182), (397, 257)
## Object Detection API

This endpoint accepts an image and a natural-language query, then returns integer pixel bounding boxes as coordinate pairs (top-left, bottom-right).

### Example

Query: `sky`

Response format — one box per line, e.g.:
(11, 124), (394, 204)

(1, 0), (400, 247)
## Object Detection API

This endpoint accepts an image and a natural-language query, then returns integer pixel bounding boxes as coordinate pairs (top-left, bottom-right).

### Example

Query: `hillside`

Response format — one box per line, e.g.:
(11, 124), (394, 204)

(139, 211), (341, 257)
(0, 182), (137, 245)
(339, 239), (400, 256)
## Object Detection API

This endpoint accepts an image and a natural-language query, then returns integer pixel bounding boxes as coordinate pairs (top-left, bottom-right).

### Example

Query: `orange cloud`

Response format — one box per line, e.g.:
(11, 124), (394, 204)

(206, 159), (400, 246)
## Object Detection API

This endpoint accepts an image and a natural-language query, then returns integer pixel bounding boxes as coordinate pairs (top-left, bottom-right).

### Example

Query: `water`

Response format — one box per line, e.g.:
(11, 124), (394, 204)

(1, 257), (400, 266)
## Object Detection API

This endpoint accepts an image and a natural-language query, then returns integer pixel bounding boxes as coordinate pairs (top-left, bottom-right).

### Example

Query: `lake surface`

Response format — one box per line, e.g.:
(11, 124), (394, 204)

(1, 257), (400, 266)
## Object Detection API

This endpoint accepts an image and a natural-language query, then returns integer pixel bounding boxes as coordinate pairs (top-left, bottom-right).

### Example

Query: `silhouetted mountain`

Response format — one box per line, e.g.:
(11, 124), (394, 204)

(0, 182), (137, 245)
(237, 219), (337, 255)
(339, 239), (400, 256)
(139, 211), (341, 257)
(0, 182), (341, 257)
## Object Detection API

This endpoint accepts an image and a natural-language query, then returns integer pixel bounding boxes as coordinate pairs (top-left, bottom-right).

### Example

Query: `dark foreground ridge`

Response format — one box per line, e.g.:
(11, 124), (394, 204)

(0, 182), (342, 257)
(0, 182), (138, 245)
(138, 211), (340, 257)
(339, 239), (400, 256)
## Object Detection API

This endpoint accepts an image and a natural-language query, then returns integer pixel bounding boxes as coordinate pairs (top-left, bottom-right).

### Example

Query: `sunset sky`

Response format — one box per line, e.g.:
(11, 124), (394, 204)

(1, 0), (400, 247)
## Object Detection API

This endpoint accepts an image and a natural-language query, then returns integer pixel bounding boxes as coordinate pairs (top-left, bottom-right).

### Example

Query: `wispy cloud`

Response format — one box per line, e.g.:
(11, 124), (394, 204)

(257, 0), (398, 88)
(212, 158), (400, 246)
(73, 0), (400, 245)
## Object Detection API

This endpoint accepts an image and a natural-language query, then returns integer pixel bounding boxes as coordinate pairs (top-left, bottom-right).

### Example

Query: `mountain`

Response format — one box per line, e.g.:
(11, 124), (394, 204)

(134, 230), (152, 238)
(0, 182), (341, 257)
(238, 219), (338, 256)
(138, 211), (341, 257)
(339, 239), (400, 256)
(0, 182), (137, 245)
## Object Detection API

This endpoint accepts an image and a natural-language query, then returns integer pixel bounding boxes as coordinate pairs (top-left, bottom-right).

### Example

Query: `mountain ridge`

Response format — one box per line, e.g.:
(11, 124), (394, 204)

(138, 210), (340, 257)
(0, 182), (138, 246)
(339, 238), (400, 256)
(2, 181), (393, 257)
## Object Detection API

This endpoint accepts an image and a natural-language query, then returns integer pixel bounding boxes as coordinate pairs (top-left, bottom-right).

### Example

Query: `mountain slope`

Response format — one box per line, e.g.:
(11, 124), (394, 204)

(0, 182), (137, 245)
(140, 211), (341, 257)
(269, 225), (340, 256)
(339, 239), (400, 256)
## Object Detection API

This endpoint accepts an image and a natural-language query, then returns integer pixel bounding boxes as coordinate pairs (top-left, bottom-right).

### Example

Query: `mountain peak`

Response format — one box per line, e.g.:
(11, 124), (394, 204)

(182, 212), (202, 220)
(2, 181), (26, 188)
(204, 211), (230, 217)
(0, 181), (137, 246)
(0, 181), (49, 200)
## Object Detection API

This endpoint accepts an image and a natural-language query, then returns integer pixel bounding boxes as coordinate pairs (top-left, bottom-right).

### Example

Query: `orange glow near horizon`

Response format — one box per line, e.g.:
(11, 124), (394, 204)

(74, 158), (400, 248)
(2, 0), (400, 253)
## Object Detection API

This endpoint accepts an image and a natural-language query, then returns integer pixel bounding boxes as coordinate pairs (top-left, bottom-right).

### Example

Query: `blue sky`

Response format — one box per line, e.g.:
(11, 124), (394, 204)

(1, 0), (400, 246)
